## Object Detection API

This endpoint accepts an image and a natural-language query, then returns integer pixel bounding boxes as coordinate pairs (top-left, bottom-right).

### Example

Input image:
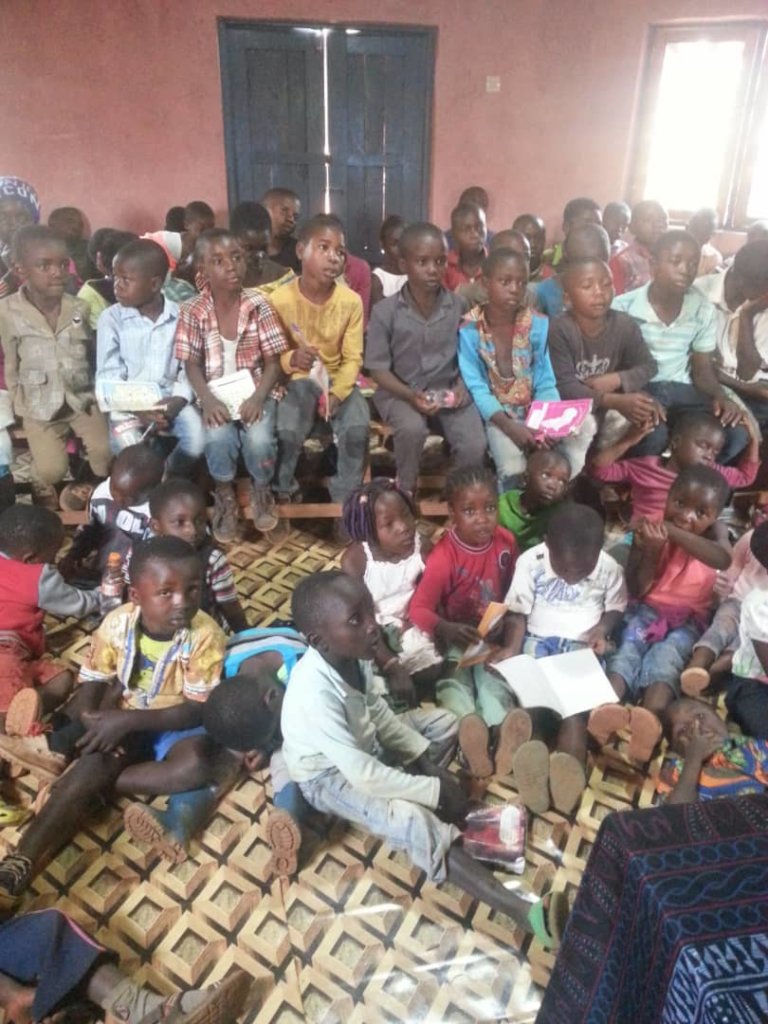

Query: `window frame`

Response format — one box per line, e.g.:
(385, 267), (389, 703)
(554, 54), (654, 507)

(630, 21), (768, 229)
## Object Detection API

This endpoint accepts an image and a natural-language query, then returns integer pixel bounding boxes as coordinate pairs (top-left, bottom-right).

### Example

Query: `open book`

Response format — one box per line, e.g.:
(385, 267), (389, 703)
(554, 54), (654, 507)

(458, 601), (508, 668)
(96, 379), (164, 413)
(490, 648), (618, 718)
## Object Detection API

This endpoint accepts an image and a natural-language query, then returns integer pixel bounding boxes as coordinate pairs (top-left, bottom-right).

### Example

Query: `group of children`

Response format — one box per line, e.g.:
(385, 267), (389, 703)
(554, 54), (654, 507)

(0, 177), (766, 990)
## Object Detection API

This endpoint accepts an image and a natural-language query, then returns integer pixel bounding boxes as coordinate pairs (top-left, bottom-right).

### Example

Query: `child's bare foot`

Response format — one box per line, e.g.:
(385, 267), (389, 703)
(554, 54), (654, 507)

(549, 752), (586, 814)
(626, 707), (662, 761)
(680, 666), (710, 697)
(493, 708), (532, 778)
(265, 809), (302, 878)
(512, 740), (550, 813)
(587, 703), (630, 746)
(458, 714), (493, 778)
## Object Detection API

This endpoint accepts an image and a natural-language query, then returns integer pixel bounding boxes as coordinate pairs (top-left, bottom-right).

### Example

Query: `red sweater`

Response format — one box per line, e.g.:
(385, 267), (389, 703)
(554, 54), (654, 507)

(0, 555), (99, 657)
(408, 527), (519, 636)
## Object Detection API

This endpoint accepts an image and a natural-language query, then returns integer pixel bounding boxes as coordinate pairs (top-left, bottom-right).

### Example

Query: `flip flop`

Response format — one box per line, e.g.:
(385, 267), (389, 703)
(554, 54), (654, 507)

(587, 703), (630, 746)
(548, 752), (586, 815)
(58, 483), (94, 512)
(458, 714), (494, 779)
(0, 799), (31, 828)
(680, 667), (711, 697)
(527, 889), (569, 950)
(124, 803), (188, 865)
(494, 708), (533, 778)
(512, 740), (550, 814)
(5, 688), (43, 737)
(627, 707), (662, 761)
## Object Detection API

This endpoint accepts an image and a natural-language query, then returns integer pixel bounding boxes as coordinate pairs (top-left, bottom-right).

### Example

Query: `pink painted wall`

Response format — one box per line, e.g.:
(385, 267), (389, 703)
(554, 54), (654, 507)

(2, 0), (765, 247)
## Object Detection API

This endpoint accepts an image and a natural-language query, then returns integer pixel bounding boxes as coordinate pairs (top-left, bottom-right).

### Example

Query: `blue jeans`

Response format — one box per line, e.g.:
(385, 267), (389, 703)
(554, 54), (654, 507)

(626, 382), (748, 463)
(204, 398), (277, 485)
(109, 405), (205, 474)
(275, 379), (369, 501)
(608, 603), (701, 697)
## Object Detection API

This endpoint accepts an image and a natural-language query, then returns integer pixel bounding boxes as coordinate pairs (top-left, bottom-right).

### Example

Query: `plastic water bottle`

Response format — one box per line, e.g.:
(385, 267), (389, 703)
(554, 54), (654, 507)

(100, 552), (124, 614)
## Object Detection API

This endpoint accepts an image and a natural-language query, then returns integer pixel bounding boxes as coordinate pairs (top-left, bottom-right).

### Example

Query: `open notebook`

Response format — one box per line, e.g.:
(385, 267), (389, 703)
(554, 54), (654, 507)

(490, 648), (618, 718)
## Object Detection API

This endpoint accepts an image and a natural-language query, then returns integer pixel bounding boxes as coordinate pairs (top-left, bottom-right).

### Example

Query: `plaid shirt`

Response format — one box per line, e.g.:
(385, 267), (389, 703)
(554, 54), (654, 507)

(174, 285), (289, 400)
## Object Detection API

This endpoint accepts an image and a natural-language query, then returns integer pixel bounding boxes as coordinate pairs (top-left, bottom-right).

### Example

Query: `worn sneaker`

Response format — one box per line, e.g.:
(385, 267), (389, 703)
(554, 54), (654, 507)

(141, 970), (251, 1024)
(0, 734), (67, 781)
(30, 482), (59, 511)
(212, 484), (239, 546)
(0, 853), (33, 916)
(250, 485), (279, 533)
(5, 688), (43, 737)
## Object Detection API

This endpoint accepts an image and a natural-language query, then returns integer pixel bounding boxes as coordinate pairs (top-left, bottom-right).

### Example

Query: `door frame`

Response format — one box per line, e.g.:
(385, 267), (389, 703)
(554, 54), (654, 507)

(217, 17), (436, 220)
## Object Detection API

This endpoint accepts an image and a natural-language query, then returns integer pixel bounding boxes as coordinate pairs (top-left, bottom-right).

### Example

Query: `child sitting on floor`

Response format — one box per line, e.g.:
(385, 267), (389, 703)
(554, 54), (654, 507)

(548, 257), (659, 448)
(408, 467), (525, 781)
(497, 448), (571, 551)
(341, 480), (441, 704)
(499, 503), (627, 813)
(270, 214), (368, 506)
(590, 411), (759, 522)
(281, 570), (569, 949)
(175, 229), (290, 542)
(147, 478), (248, 633)
(458, 248), (596, 490)
(0, 536), (226, 910)
(658, 697), (767, 803)
(0, 506), (99, 738)
(61, 444), (164, 581)
(723, 565), (768, 740)
(589, 465), (732, 761)
(681, 523), (768, 696)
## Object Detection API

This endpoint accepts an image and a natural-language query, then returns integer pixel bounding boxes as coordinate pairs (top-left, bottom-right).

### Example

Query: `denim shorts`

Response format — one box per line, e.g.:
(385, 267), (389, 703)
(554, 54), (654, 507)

(607, 603), (701, 697)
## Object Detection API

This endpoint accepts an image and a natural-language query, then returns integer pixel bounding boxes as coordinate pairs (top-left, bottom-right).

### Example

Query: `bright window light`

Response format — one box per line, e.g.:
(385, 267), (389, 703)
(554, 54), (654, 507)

(644, 40), (745, 211)
(747, 101), (768, 220)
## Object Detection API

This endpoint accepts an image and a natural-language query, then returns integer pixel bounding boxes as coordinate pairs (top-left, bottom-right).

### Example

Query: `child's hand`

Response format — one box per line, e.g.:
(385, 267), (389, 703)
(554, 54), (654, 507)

(636, 518), (667, 552)
(76, 709), (132, 755)
(239, 394), (265, 426)
(385, 663), (417, 708)
(615, 392), (664, 428)
(505, 420), (551, 452)
(411, 391), (440, 415)
(436, 774), (470, 824)
(327, 394), (340, 418)
(435, 621), (480, 651)
(685, 717), (723, 764)
(713, 570), (735, 600)
(201, 396), (231, 427)
(150, 396), (186, 429)
(486, 645), (518, 665)
(713, 396), (743, 427)
(581, 624), (609, 655)
(289, 347), (317, 372)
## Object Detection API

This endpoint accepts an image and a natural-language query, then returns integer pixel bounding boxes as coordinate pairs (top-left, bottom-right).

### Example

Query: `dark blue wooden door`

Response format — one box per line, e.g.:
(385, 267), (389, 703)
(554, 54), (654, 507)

(218, 20), (434, 258)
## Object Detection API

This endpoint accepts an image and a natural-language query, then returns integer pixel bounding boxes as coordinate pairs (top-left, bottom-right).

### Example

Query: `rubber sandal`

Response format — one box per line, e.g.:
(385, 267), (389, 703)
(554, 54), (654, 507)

(549, 752), (586, 815)
(265, 809), (302, 878)
(627, 707), (662, 761)
(58, 483), (94, 512)
(458, 714), (494, 779)
(494, 708), (533, 778)
(124, 802), (188, 864)
(0, 800), (30, 828)
(527, 889), (569, 950)
(512, 740), (550, 814)
(587, 703), (630, 746)
(5, 688), (43, 738)
(680, 667), (711, 697)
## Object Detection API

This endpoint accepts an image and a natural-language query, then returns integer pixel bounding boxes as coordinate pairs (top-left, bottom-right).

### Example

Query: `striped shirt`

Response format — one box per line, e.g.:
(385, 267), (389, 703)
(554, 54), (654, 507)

(174, 285), (289, 399)
(96, 298), (192, 401)
(611, 284), (717, 385)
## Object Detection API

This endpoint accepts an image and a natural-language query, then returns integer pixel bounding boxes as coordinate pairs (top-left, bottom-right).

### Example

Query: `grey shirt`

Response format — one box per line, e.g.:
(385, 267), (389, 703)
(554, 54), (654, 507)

(548, 309), (657, 407)
(365, 285), (467, 390)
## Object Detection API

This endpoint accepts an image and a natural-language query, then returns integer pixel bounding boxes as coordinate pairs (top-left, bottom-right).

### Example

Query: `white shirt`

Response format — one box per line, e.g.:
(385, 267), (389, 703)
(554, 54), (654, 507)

(221, 336), (238, 377)
(720, 529), (768, 603)
(281, 646), (440, 807)
(505, 544), (627, 640)
(733, 589), (768, 682)
(695, 271), (768, 383)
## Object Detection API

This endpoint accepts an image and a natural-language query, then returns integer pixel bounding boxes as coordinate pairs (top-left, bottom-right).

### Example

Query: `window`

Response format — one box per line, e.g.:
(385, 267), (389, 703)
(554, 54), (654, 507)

(631, 22), (768, 228)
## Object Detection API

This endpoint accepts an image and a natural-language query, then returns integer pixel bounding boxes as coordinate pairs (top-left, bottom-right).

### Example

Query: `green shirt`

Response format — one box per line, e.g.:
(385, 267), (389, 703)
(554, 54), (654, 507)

(497, 489), (557, 551)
